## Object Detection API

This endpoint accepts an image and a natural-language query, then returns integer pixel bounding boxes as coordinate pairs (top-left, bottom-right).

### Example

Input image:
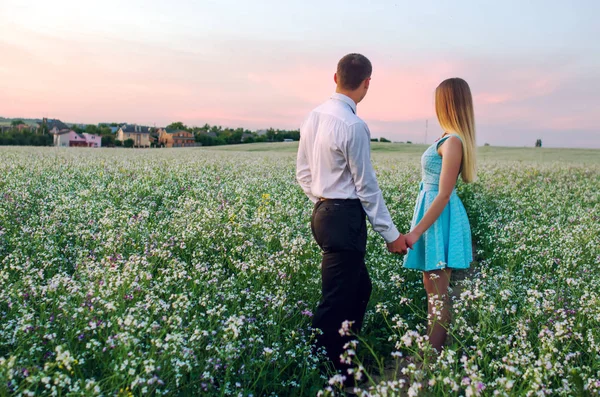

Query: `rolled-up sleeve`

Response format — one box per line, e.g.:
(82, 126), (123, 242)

(344, 123), (400, 243)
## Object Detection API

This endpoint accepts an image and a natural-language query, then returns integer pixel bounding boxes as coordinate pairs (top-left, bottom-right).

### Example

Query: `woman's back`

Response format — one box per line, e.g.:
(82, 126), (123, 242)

(420, 134), (462, 186)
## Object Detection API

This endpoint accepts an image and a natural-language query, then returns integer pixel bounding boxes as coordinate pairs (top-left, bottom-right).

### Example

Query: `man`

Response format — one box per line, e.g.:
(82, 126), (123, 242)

(296, 53), (408, 383)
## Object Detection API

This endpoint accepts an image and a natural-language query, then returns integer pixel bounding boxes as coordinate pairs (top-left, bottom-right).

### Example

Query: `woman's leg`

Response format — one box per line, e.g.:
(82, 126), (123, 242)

(422, 268), (452, 352)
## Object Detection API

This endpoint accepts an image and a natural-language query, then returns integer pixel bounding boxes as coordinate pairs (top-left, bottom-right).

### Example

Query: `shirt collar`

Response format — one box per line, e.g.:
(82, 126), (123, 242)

(331, 93), (357, 114)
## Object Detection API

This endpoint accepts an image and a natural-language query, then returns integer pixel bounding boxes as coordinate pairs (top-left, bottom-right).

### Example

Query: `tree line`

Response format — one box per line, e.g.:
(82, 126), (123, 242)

(0, 129), (54, 146)
(0, 120), (300, 147)
(0, 120), (52, 146)
(169, 122), (300, 147)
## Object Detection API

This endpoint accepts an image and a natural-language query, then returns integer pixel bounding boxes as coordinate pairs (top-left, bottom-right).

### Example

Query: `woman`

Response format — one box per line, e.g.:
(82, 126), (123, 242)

(403, 78), (476, 352)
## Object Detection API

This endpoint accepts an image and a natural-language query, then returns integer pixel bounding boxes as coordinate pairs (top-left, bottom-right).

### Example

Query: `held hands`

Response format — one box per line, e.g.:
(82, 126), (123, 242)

(387, 232), (419, 255)
(387, 234), (408, 255)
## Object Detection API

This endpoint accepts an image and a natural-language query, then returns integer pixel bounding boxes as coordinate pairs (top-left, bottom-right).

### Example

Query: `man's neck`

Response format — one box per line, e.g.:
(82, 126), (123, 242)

(335, 89), (360, 105)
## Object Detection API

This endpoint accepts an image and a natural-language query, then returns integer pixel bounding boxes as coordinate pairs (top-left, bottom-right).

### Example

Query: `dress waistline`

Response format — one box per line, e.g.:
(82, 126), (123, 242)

(420, 181), (456, 194)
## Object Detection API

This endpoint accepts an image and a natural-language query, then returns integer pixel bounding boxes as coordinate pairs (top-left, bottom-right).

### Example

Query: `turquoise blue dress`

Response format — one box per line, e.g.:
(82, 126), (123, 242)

(403, 134), (473, 272)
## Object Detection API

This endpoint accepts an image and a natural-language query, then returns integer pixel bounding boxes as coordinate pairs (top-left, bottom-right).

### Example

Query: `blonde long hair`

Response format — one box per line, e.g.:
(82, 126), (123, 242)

(435, 78), (477, 183)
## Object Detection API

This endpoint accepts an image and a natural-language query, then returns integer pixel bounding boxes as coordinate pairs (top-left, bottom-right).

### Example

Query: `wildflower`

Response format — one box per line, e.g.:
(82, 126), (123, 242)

(263, 347), (273, 355)
(338, 320), (354, 337)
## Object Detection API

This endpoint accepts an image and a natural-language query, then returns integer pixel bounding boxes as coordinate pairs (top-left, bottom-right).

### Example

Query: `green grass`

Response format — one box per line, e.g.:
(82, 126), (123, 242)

(202, 142), (600, 164)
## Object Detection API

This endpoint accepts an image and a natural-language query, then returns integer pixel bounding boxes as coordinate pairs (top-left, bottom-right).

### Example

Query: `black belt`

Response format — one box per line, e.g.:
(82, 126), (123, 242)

(318, 198), (361, 204)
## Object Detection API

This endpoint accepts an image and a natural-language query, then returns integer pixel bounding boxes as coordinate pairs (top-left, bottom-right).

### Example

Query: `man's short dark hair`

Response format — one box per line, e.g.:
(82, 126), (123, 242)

(337, 53), (372, 91)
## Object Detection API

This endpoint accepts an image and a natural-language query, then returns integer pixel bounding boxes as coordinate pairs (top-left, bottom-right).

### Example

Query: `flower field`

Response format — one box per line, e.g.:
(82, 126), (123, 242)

(0, 146), (598, 396)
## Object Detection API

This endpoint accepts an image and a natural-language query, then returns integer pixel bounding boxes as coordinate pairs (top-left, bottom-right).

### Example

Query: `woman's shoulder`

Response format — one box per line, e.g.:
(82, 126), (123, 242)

(447, 133), (463, 142)
(436, 133), (462, 148)
(445, 134), (463, 145)
(437, 134), (463, 156)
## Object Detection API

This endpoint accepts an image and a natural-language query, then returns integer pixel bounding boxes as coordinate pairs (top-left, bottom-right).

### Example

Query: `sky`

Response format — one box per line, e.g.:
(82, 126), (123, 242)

(1, 0), (599, 148)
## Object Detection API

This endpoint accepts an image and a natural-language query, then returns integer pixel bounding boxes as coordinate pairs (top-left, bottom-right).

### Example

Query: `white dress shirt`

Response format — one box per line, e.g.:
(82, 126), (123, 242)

(296, 93), (400, 243)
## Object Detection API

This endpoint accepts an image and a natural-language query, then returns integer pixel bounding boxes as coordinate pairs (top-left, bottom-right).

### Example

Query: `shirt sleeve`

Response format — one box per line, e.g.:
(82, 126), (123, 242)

(296, 127), (318, 204)
(344, 122), (400, 243)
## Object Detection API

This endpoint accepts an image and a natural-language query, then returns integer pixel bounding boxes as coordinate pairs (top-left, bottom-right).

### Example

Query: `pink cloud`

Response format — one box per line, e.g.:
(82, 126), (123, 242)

(476, 93), (513, 104)
(0, 25), (598, 141)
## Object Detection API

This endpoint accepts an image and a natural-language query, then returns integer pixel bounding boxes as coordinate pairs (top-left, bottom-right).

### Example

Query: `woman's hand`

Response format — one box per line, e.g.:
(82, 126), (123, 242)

(404, 231), (421, 249)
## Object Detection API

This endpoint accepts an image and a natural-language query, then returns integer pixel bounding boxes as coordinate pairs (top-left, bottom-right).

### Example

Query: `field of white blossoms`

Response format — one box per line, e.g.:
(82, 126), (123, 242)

(0, 145), (598, 396)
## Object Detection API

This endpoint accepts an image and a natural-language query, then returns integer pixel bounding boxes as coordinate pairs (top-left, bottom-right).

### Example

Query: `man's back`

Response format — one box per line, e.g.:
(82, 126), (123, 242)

(298, 93), (370, 202)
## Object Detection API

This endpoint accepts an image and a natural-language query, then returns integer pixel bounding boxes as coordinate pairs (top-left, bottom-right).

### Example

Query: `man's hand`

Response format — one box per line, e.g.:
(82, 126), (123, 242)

(387, 234), (408, 255)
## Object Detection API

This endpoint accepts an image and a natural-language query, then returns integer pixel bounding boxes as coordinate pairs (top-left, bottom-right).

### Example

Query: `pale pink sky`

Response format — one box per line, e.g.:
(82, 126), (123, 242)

(1, 0), (599, 147)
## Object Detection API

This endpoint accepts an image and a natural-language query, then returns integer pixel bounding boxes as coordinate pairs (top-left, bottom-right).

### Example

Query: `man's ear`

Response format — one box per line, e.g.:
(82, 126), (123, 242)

(334, 73), (338, 85)
(364, 78), (371, 90)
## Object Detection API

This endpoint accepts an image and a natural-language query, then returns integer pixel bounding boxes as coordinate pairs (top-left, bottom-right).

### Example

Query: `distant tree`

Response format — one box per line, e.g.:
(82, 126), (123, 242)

(379, 137), (391, 143)
(282, 130), (300, 141)
(85, 125), (98, 135)
(11, 119), (25, 126)
(406, 141), (413, 144)
(484, 143), (490, 147)
(535, 139), (542, 147)
(115, 140), (123, 147)
(98, 126), (113, 135)
(228, 128), (244, 144)
(0, 130), (52, 146)
(32, 134), (53, 146)
(39, 122), (49, 135)
(196, 134), (217, 146)
(124, 139), (134, 148)
(102, 135), (115, 147)
(72, 124), (84, 133)
(264, 128), (299, 142)
(255, 135), (268, 143)
(266, 128), (277, 142)
(166, 122), (188, 131)
(370, 138), (378, 142)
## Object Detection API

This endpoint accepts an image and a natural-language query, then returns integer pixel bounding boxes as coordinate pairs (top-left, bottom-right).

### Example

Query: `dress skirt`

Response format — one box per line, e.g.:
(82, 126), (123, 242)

(403, 182), (473, 272)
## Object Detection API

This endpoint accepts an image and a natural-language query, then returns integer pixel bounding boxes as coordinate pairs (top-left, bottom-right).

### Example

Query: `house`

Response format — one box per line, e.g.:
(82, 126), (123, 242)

(283, 138), (294, 142)
(157, 128), (196, 148)
(53, 131), (101, 148)
(256, 129), (268, 136)
(82, 133), (101, 147)
(44, 118), (71, 134)
(14, 123), (38, 132)
(116, 125), (152, 148)
(0, 123), (34, 133)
